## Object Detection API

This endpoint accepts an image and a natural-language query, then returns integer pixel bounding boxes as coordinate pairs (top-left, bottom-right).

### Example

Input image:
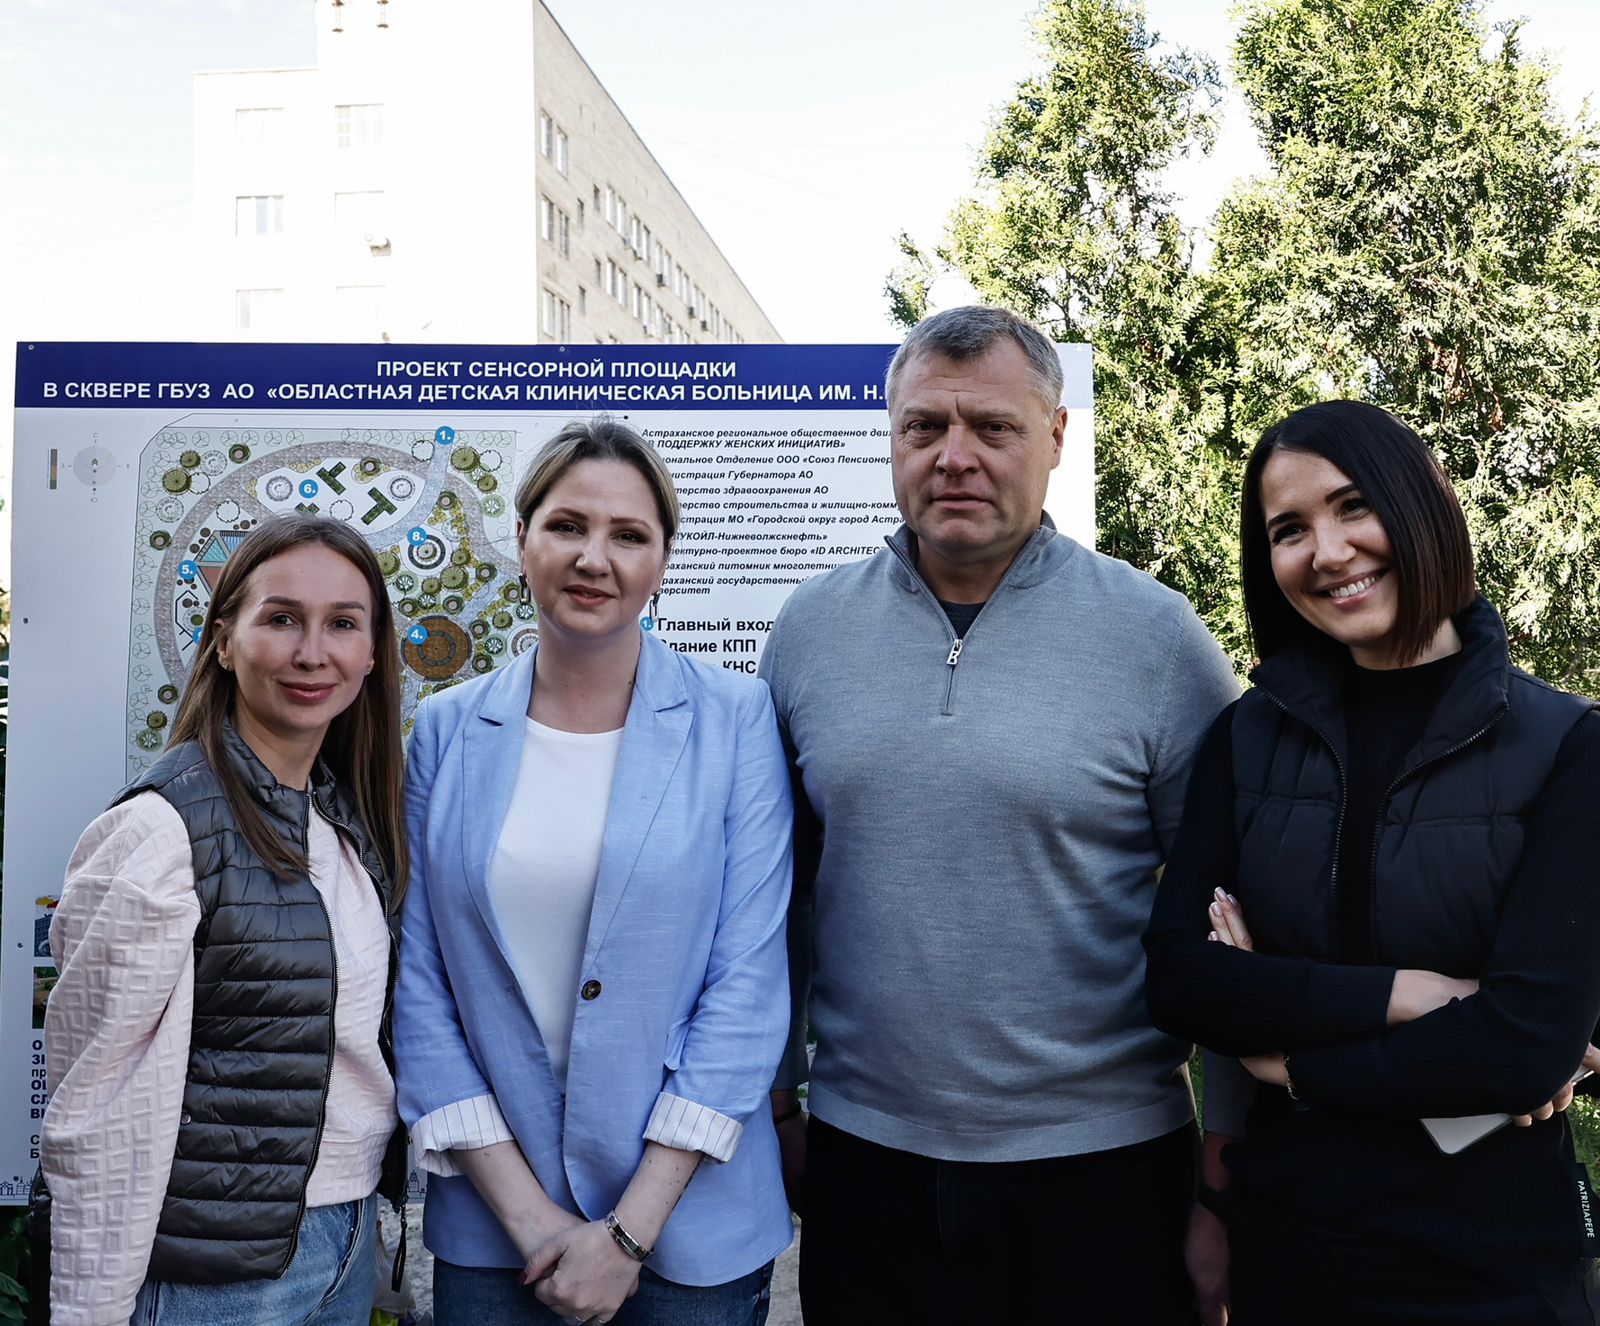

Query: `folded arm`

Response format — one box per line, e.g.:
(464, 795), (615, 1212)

(1288, 712), (1600, 1117)
(1143, 707), (1397, 1056)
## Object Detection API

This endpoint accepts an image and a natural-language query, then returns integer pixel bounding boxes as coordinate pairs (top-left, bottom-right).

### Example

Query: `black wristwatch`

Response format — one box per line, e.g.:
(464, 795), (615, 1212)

(1195, 1182), (1234, 1219)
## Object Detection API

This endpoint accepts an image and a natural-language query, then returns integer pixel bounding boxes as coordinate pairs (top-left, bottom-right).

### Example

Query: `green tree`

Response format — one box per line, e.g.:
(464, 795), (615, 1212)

(894, 0), (1600, 688)
(1213, 0), (1600, 686)
(886, 0), (1252, 660)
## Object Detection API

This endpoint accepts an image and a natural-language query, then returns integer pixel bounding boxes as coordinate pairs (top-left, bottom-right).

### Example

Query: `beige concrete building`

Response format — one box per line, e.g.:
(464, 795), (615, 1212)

(193, 0), (780, 345)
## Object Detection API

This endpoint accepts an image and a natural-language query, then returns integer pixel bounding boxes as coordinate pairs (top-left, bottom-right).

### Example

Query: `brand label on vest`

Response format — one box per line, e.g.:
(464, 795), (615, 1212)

(1575, 1166), (1598, 1251)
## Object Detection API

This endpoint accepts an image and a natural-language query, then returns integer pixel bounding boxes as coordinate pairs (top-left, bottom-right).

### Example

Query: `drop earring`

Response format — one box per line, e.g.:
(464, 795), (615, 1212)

(642, 589), (661, 632)
(519, 573), (530, 605)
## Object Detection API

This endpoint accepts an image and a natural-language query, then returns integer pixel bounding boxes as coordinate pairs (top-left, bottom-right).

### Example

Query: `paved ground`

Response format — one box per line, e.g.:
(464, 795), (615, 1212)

(769, 1235), (802, 1326)
(397, 1207), (802, 1324)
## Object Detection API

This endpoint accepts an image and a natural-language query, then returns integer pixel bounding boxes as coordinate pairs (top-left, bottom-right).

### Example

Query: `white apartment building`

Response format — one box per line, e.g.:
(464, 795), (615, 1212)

(193, 0), (780, 345)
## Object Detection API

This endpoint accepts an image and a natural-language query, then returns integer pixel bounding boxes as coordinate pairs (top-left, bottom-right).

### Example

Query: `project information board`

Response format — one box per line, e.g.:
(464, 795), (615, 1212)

(3, 340), (1094, 1197)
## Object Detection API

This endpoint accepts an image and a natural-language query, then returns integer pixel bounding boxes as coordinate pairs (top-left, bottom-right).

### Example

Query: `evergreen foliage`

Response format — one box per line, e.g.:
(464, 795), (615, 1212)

(890, 0), (1600, 687)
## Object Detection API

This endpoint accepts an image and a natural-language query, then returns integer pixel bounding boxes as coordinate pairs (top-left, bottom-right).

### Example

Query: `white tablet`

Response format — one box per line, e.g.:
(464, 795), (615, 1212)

(1422, 1068), (1593, 1155)
(1422, 1111), (1509, 1154)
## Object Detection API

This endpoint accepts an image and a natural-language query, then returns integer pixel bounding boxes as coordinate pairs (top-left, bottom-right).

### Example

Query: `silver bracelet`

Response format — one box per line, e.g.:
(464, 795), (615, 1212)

(604, 1209), (653, 1263)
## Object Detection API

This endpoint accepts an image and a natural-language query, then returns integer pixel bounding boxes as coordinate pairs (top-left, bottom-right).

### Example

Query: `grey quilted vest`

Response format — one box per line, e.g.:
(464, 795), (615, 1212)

(114, 725), (402, 1284)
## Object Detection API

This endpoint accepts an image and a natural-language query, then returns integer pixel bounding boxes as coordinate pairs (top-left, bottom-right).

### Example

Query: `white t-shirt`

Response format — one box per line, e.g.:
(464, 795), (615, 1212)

(486, 717), (625, 1084)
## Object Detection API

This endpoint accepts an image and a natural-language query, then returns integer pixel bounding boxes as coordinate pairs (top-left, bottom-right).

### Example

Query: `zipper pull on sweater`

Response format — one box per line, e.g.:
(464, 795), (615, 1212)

(947, 638), (964, 667)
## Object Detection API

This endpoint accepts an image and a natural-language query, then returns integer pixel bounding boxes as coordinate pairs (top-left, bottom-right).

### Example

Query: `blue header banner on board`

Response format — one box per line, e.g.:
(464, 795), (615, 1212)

(14, 340), (1098, 413)
(15, 342), (909, 412)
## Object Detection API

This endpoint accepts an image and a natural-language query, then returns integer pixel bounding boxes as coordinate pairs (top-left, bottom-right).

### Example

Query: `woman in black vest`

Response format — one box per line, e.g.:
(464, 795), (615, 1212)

(43, 514), (409, 1325)
(1145, 400), (1600, 1325)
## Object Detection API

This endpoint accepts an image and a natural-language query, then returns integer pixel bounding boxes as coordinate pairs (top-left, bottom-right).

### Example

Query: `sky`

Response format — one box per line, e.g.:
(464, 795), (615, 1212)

(1, 0), (1599, 565)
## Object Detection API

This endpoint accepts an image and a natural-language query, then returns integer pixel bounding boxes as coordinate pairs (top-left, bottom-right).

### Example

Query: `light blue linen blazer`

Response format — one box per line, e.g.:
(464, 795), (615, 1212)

(395, 632), (795, 1285)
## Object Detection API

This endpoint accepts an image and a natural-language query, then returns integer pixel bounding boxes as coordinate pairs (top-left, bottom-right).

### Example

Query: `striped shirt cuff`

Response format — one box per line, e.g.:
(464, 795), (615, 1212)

(411, 1093), (517, 1176)
(643, 1092), (744, 1163)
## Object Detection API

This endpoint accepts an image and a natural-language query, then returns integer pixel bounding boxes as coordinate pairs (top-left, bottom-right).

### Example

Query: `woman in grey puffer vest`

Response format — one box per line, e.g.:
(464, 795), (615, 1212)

(43, 514), (409, 1325)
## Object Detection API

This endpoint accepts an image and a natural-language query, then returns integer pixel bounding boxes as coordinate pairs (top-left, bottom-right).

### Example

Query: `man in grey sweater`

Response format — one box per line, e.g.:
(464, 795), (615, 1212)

(760, 306), (1239, 1323)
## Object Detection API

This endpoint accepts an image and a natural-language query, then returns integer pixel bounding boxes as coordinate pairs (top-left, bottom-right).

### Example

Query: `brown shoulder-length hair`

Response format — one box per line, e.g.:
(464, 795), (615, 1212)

(1240, 400), (1476, 666)
(167, 514), (408, 902)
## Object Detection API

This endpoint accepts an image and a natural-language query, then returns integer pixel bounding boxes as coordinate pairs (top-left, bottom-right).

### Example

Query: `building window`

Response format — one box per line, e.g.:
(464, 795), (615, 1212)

(577, 198), (585, 229)
(235, 195), (284, 236)
(541, 288), (571, 340)
(335, 286), (387, 337)
(335, 191), (386, 243)
(335, 103), (383, 149)
(235, 107), (284, 149)
(538, 113), (570, 173)
(235, 288), (285, 332)
(578, 286), (587, 314)
(539, 199), (570, 255)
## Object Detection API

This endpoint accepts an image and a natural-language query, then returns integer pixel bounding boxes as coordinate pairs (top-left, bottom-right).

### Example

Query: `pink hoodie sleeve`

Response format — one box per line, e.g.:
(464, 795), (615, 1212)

(43, 792), (201, 1326)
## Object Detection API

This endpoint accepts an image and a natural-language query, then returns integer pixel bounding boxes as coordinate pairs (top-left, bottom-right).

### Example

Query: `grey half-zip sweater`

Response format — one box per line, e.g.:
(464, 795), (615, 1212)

(761, 518), (1240, 1160)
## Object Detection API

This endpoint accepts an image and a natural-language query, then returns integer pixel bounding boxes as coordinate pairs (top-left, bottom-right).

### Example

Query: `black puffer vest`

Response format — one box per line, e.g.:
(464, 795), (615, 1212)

(1231, 597), (1593, 971)
(114, 726), (405, 1284)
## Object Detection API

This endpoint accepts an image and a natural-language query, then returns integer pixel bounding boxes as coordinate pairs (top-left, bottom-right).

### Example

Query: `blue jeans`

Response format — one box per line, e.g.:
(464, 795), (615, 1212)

(434, 1257), (774, 1326)
(132, 1195), (377, 1326)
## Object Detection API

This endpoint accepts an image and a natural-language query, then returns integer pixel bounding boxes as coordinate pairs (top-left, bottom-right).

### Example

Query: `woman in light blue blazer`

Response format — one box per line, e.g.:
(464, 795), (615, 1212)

(396, 418), (794, 1326)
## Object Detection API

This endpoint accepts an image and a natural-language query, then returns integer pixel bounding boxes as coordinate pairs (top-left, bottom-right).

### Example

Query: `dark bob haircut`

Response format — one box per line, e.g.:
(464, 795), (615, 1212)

(1240, 400), (1475, 666)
